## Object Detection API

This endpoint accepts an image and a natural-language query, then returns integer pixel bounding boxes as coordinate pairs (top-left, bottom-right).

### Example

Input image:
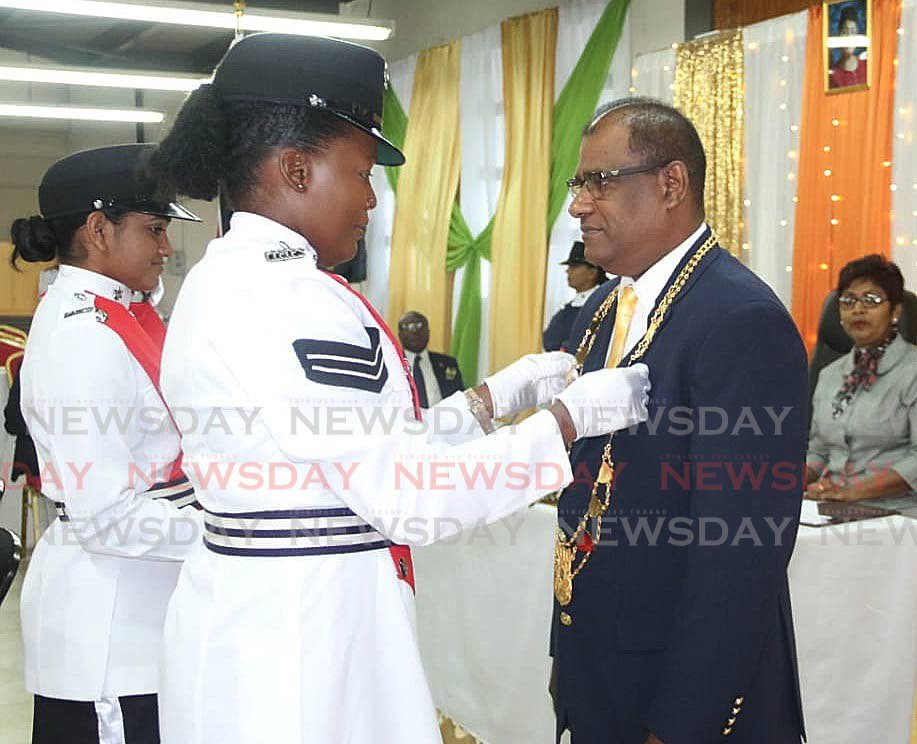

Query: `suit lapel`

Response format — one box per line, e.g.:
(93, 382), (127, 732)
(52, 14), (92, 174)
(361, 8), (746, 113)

(620, 227), (722, 367)
(583, 279), (621, 373)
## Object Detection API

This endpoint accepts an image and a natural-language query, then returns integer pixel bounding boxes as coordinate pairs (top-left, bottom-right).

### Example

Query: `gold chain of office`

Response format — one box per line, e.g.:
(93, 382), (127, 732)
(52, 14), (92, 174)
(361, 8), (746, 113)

(553, 232), (718, 609)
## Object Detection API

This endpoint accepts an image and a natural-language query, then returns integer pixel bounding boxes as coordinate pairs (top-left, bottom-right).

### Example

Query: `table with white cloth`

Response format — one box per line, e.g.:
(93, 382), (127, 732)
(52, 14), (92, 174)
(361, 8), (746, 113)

(413, 504), (917, 744)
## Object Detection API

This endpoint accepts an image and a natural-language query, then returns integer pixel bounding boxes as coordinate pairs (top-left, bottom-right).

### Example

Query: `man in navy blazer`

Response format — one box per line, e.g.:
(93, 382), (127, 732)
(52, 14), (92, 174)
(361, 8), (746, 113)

(398, 311), (464, 408)
(550, 98), (807, 744)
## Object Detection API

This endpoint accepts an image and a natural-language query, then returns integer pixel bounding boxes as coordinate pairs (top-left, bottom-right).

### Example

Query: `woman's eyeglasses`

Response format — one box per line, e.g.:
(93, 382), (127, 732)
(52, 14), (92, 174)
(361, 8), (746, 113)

(566, 162), (669, 200)
(838, 292), (888, 309)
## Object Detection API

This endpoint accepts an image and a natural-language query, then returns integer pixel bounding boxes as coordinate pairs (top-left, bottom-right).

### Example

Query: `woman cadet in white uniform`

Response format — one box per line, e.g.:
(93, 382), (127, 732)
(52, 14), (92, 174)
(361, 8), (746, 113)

(149, 34), (650, 744)
(11, 145), (203, 744)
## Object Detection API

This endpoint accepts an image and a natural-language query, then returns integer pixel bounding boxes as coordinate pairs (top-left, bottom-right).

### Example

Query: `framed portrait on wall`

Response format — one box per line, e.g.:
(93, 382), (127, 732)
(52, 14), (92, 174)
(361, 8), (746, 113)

(824, 0), (871, 93)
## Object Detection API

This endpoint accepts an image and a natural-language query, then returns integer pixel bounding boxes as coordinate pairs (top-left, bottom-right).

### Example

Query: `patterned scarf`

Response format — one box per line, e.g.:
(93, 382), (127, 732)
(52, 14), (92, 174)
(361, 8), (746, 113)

(831, 331), (897, 418)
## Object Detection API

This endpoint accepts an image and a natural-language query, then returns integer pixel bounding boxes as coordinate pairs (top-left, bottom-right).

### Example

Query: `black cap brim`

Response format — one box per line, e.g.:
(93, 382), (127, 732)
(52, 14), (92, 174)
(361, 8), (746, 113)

(119, 200), (201, 222)
(333, 111), (405, 167)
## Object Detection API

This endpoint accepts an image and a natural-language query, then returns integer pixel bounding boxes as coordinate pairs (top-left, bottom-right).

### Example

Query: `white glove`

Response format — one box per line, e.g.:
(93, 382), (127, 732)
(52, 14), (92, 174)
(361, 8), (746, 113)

(554, 364), (651, 440)
(483, 351), (576, 418)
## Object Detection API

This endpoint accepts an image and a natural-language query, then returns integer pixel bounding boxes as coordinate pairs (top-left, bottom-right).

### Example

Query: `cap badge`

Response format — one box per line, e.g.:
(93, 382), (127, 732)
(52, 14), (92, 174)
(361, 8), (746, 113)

(93, 199), (104, 209)
(307, 94), (327, 108)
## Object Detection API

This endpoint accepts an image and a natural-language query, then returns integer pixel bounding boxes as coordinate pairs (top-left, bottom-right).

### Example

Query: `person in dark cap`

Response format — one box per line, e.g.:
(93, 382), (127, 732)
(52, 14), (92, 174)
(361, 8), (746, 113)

(148, 32), (650, 744)
(9, 143), (202, 744)
(543, 240), (608, 351)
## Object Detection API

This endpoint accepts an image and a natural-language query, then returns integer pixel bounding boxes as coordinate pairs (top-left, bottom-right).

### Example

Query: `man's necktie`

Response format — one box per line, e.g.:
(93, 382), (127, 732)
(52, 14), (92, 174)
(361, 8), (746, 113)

(606, 285), (638, 368)
(412, 355), (429, 408)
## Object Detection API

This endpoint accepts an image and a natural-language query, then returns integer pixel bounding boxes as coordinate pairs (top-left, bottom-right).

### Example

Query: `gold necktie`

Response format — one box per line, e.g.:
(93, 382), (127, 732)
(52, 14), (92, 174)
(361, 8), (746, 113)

(606, 285), (638, 368)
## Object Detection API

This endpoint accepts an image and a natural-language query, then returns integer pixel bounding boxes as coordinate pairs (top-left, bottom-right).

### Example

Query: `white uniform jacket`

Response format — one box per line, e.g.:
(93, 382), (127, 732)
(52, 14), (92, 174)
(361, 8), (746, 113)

(20, 264), (201, 701)
(158, 212), (574, 744)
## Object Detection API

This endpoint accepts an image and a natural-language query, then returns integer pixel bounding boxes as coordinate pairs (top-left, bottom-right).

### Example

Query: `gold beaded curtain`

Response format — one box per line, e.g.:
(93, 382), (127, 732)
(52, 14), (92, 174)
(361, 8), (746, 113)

(674, 30), (745, 254)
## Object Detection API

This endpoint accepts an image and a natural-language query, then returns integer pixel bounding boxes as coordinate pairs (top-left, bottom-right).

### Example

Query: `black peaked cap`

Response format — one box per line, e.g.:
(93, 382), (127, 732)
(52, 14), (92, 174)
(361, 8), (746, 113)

(39, 144), (200, 222)
(212, 33), (405, 167)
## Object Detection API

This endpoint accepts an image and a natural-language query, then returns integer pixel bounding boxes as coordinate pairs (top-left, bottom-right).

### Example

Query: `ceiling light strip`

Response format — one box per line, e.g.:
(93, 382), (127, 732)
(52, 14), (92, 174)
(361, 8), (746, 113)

(0, 103), (165, 122)
(0, 65), (206, 91)
(0, 0), (394, 40)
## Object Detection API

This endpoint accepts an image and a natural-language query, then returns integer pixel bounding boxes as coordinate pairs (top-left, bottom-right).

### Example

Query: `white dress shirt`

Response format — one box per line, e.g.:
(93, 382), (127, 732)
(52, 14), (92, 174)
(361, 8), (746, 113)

(606, 223), (708, 365)
(569, 283), (602, 309)
(405, 349), (443, 406)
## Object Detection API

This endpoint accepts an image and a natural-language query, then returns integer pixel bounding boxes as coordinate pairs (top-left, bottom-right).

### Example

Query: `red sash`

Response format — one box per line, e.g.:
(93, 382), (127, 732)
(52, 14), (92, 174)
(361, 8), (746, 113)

(91, 294), (183, 481)
(322, 272), (418, 593)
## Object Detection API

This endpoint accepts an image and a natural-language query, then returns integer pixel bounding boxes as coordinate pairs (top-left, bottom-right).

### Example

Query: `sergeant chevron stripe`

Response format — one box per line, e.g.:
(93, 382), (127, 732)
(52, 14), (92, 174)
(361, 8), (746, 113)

(292, 327), (389, 393)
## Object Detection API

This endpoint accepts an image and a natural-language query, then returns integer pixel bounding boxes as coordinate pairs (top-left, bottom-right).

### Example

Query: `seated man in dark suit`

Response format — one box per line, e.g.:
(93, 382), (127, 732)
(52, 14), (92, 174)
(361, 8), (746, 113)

(543, 241), (608, 351)
(398, 311), (464, 408)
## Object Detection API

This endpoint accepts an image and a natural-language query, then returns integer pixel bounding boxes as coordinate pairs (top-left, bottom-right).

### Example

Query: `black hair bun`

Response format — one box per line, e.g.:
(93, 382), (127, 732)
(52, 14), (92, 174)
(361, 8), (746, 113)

(10, 215), (58, 264)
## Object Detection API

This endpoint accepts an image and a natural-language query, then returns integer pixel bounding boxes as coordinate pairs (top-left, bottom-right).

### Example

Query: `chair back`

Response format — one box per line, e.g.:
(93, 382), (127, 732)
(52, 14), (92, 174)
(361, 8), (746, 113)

(807, 289), (917, 408)
(0, 481), (22, 607)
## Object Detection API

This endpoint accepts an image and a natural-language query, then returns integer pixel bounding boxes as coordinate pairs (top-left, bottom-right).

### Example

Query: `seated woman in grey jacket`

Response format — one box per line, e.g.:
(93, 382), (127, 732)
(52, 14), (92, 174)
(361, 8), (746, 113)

(806, 255), (917, 502)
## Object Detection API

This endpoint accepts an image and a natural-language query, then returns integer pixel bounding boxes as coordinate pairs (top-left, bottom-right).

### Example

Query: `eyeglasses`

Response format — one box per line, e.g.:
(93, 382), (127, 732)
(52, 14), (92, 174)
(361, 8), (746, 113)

(566, 163), (669, 200)
(838, 292), (888, 309)
(399, 321), (426, 332)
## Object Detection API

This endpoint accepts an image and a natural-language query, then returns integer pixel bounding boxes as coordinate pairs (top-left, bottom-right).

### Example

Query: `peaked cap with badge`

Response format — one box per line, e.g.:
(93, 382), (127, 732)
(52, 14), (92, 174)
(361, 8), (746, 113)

(38, 143), (200, 222)
(212, 33), (405, 167)
(560, 240), (603, 270)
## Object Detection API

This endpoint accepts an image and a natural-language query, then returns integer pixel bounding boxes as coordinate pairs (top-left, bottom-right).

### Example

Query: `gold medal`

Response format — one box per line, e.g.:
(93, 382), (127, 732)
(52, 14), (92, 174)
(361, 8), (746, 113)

(553, 534), (574, 606)
(597, 461), (613, 484)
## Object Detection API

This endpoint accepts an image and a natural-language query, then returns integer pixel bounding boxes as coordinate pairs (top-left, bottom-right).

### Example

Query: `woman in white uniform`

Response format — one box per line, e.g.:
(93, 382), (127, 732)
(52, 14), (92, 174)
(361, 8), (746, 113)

(149, 34), (650, 744)
(11, 145), (203, 744)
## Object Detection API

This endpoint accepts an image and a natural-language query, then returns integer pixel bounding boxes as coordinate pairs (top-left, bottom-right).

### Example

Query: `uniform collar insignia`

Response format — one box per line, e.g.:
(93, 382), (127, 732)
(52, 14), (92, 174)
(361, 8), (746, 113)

(56, 264), (132, 309)
(226, 212), (317, 266)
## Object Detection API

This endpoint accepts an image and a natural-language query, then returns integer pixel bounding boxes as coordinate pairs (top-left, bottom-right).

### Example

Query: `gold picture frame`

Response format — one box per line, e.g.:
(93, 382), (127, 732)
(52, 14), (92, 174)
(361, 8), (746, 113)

(824, 0), (872, 94)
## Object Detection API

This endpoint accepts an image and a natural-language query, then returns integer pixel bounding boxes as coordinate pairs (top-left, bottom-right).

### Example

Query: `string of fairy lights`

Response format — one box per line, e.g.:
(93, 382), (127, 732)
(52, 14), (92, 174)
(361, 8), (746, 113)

(628, 13), (916, 280)
(892, 16), (917, 263)
(743, 28), (802, 278)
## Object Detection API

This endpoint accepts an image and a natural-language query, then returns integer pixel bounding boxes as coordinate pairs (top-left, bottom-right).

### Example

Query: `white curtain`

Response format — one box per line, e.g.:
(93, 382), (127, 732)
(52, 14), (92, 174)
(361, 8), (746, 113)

(363, 54), (417, 315)
(630, 47), (676, 102)
(543, 1), (632, 333)
(453, 23), (503, 381)
(892, 0), (917, 293)
(743, 11), (807, 309)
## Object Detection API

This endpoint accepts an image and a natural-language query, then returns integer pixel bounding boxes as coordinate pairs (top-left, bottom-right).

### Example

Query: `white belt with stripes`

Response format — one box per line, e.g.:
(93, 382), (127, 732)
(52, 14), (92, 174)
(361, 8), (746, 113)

(203, 506), (392, 557)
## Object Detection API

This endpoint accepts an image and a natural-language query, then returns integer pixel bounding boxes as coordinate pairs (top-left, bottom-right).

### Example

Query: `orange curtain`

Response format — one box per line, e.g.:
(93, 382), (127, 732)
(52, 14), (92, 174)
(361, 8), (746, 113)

(790, 0), (900, 351)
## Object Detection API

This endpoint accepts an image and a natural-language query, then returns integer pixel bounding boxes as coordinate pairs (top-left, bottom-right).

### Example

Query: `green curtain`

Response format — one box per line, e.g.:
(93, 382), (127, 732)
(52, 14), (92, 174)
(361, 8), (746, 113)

(446, 210), (493, 386)
(548, 0), (630, 227)
(381, 0), (629, 385)
(382, 86), (408, 191)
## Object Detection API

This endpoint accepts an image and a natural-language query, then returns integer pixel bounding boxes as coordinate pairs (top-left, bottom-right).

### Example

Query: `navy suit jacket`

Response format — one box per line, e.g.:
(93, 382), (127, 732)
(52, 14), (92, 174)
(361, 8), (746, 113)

(543, 302), (581, 351)
(552, 227), (808, 744)
(427, 351), (464, 400)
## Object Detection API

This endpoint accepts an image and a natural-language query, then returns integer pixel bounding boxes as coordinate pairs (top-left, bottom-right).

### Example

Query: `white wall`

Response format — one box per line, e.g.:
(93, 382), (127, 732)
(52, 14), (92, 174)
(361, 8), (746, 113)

(363, 0), (685, 61)
(0, 48), (219, 315)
